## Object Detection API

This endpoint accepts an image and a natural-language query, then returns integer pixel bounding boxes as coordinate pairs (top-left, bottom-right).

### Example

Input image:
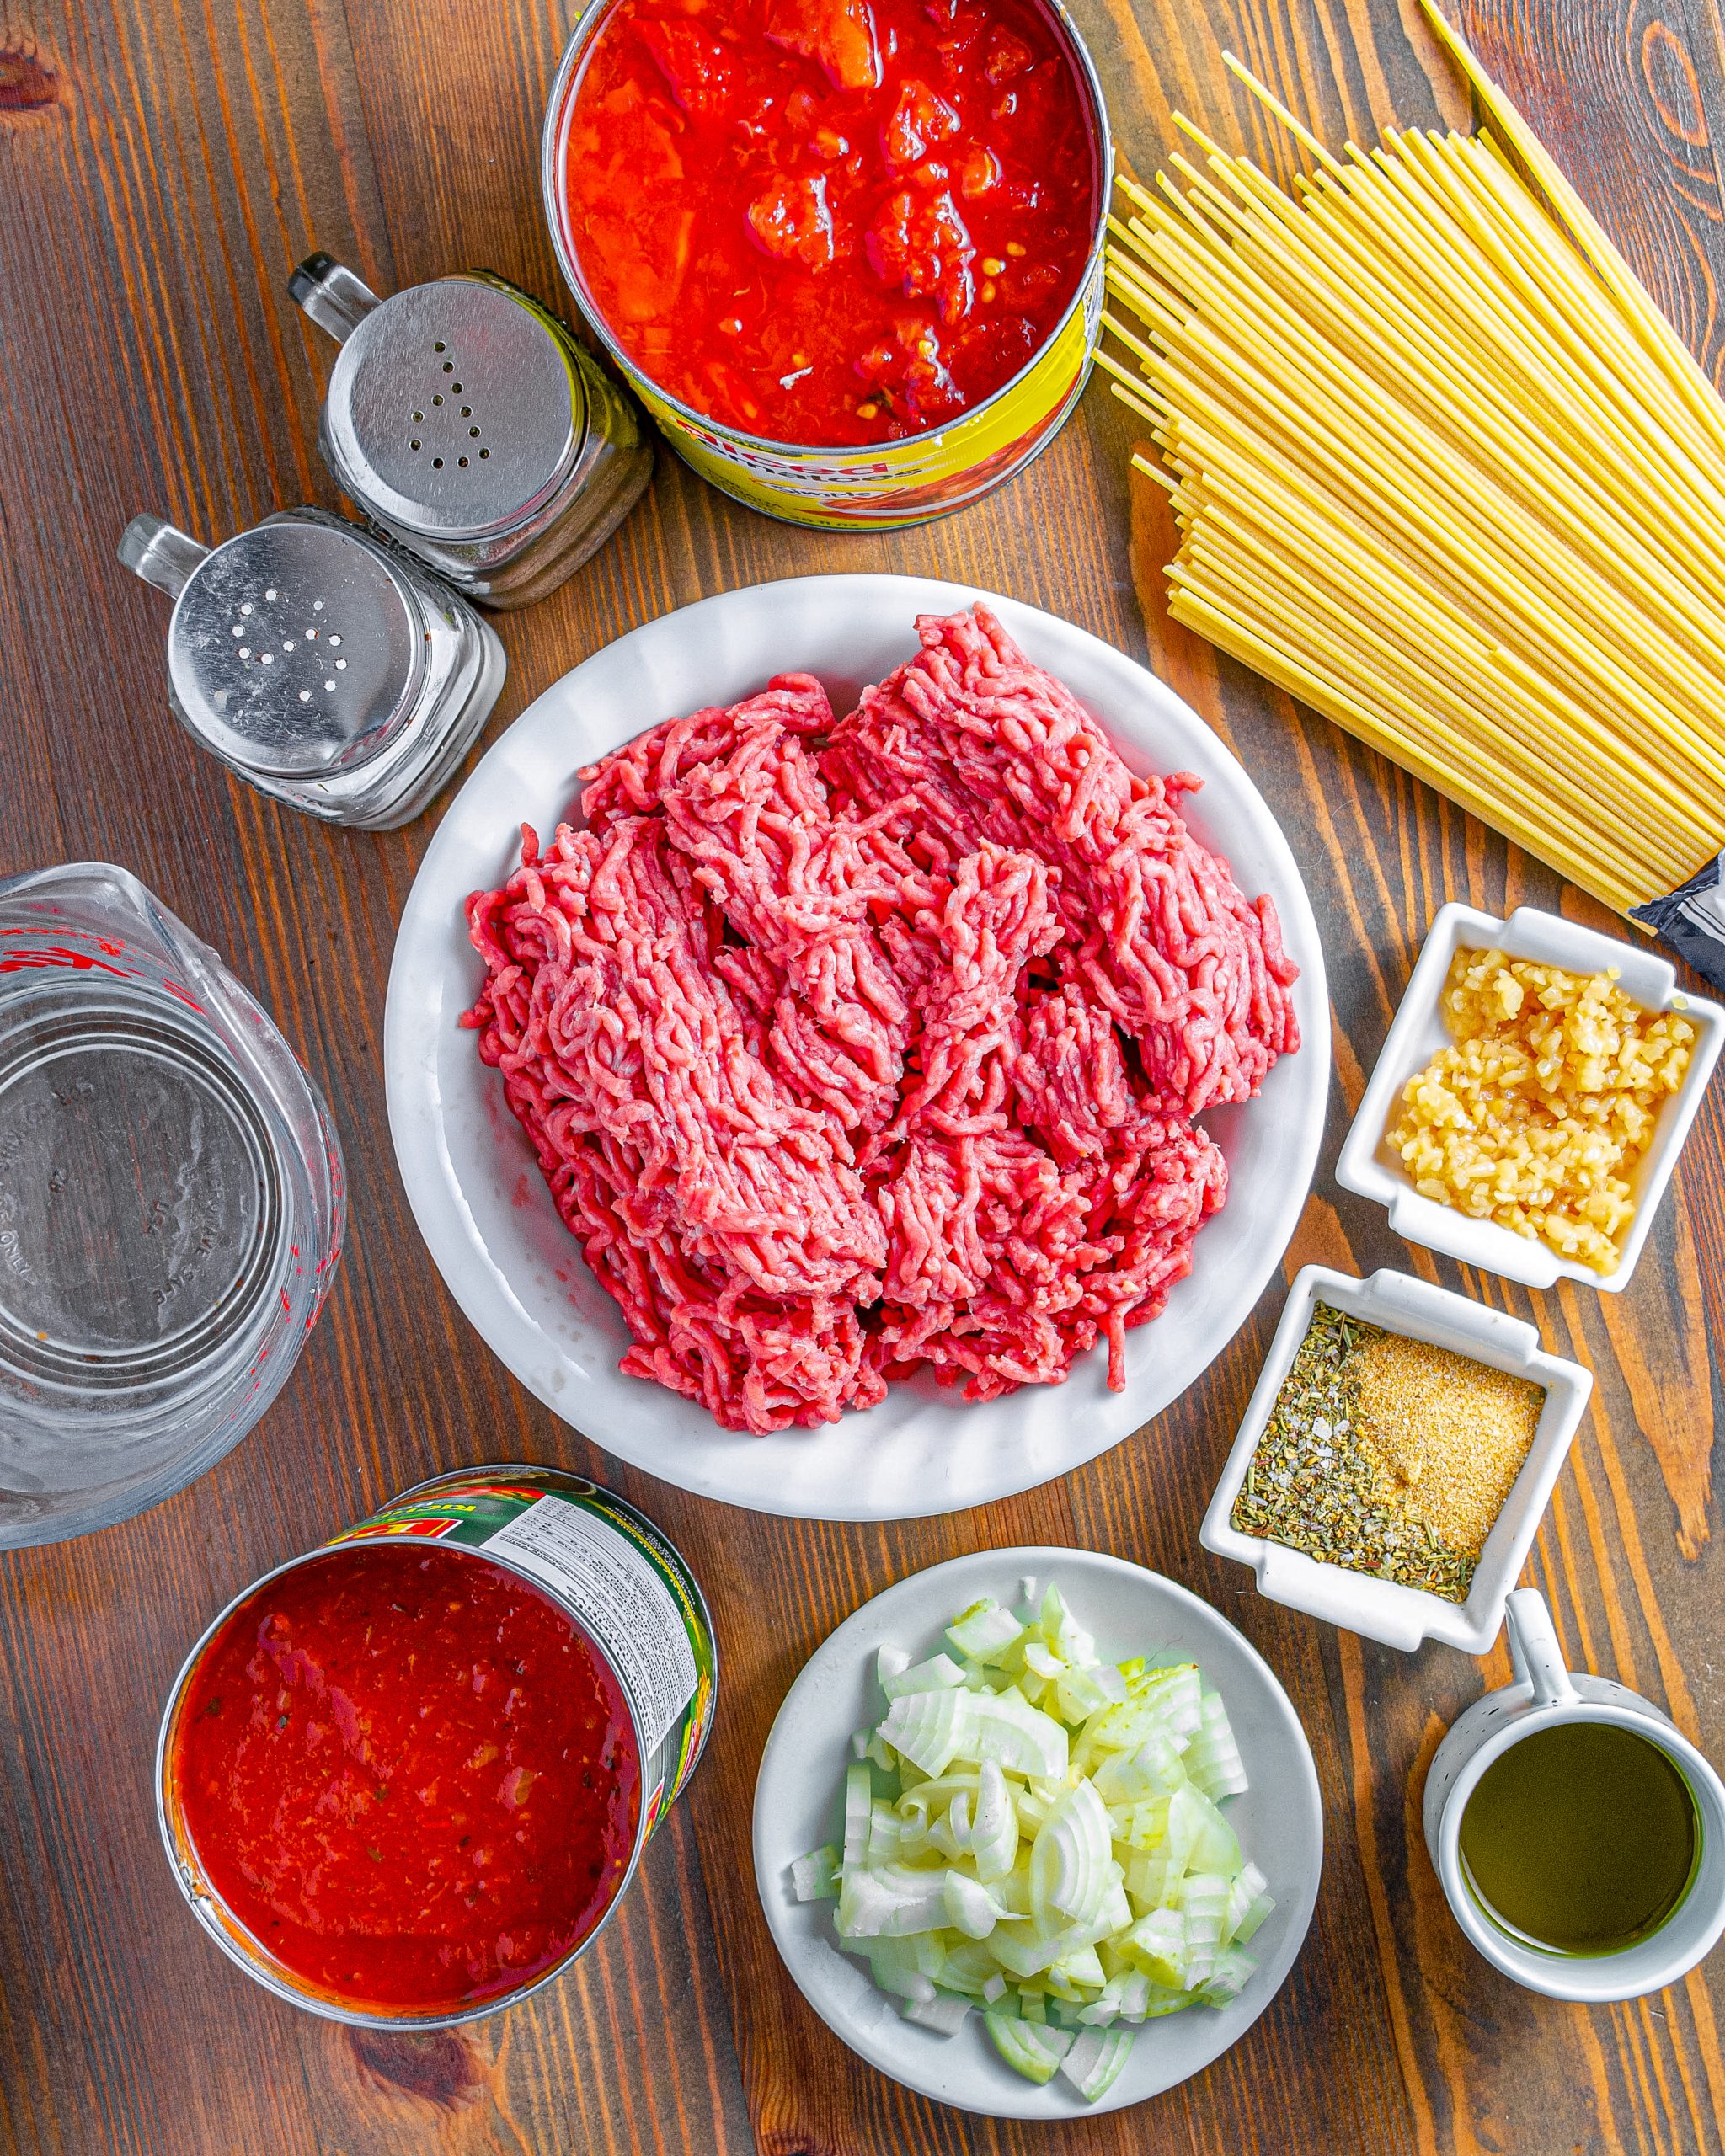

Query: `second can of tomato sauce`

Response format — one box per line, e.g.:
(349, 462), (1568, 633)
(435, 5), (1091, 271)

(157, 1466), (716, 2027)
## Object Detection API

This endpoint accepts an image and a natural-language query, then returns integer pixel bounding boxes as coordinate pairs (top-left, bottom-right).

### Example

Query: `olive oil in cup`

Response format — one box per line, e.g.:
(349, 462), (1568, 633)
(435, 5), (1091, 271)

(1424, 1590), (1725, 2002)
(1459, 1722), (1700, 1956)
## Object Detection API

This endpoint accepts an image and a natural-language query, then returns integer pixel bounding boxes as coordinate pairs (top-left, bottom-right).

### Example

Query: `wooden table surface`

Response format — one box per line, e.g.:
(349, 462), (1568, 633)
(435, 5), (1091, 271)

(4, 0), (1724, 2148)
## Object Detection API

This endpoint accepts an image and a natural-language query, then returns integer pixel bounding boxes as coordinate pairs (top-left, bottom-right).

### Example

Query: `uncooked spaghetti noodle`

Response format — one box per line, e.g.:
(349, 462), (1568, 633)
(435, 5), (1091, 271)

(1100, 0), (1725, 972)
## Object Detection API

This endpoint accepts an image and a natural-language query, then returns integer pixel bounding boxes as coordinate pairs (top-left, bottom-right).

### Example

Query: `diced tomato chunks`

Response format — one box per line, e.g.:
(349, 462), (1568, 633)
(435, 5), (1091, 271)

(957, 145), (1000, 197)
(563, 0), (1098, 445)
(866, 184), (974, 322)
(637, 20), (737, 118)
(856, 315), (965, 424)
(747, 173), (836, 270)
(952, 309), (1039, 400)
(985, 27), (1032, 80)
(573, 82), (692, 323)
(785, 85), (852, 158)
(766, 0), (880, 91)
(881, 76), (959, 171)
(701, 357), (764, 426)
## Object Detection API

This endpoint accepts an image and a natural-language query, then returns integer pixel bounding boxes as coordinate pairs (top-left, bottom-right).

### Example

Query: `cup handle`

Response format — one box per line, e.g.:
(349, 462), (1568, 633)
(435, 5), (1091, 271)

(1505, 1588), (1579, 1708)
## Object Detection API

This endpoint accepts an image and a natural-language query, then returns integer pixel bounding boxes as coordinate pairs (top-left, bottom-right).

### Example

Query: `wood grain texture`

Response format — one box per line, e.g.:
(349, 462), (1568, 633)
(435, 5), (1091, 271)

(0, 0), (1722, 2148)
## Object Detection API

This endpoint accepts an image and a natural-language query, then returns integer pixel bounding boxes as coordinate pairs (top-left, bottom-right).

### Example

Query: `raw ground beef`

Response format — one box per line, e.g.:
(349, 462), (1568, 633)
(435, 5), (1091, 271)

(823, 605), (1300, 1115)
(462, 606), (1298, 1433)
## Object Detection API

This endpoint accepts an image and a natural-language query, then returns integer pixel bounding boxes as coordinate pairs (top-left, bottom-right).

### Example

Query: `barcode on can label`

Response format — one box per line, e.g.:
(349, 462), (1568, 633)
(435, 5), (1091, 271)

(486, 1497), (698, 1754)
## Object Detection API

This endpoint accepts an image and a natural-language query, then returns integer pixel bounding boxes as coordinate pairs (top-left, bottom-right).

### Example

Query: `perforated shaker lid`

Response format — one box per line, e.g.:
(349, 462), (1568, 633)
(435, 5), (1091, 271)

(323, 278), (585, 543)
(165, 515), (424, 781)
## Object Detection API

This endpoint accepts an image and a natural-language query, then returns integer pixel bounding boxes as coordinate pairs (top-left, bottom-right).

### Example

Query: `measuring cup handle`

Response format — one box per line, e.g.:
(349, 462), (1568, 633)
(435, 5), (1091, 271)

(289, 253), (381, 344)
(1505, 1588), (1579, 1708)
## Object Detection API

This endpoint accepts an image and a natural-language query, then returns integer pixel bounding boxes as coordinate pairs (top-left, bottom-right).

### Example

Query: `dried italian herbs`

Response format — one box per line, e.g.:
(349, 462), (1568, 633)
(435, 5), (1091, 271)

(1230, 1303), (1541, 1603)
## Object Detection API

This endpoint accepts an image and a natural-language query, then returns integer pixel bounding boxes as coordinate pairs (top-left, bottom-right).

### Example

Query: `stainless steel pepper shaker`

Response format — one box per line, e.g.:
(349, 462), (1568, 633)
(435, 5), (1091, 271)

(118, 506), (505, 830)
(290, 254), (651, 609)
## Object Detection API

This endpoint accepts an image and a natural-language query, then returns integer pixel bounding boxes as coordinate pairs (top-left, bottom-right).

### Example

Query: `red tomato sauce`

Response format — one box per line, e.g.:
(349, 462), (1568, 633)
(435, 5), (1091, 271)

(562, 0), (1099, 446)
(170, 1544), (639, 2015)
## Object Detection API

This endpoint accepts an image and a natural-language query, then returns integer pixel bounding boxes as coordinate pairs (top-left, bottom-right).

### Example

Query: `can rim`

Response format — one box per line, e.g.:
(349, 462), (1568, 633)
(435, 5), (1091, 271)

(538, 0), (1113, 463)
(154, 1481), (693, 2031)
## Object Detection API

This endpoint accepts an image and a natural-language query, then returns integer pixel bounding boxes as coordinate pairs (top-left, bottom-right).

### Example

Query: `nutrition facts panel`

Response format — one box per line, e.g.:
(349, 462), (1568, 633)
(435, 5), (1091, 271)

(489, 1497), (699, 1754)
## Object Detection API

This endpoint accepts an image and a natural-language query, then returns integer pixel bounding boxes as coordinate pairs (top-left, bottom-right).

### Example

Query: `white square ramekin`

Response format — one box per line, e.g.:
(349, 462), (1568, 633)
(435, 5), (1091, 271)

(1334, 902), (1725, 1292)
(1200, 1265), (1593, 1655)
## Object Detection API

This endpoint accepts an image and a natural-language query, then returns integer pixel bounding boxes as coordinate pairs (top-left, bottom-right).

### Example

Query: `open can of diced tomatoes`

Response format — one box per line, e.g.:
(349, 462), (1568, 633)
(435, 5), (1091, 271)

(540, 0), (1111, 529)
(156, 1466), (716, 2028)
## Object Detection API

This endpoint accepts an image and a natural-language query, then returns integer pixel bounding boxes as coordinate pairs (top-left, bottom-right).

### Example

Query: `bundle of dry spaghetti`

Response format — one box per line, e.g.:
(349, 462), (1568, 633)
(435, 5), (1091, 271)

(1100, 0), (1725, 937)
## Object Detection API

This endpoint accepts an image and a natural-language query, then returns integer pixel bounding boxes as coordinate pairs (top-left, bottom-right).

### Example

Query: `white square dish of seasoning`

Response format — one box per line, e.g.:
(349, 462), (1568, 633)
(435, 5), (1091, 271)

(1334, 901), (1725, 1291)
(1200, 1265), (1593, 1655)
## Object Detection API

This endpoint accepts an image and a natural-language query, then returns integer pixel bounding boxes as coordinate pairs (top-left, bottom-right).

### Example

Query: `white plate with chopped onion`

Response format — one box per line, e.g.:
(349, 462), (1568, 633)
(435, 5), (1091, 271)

(752, 1546), (1322, 2118)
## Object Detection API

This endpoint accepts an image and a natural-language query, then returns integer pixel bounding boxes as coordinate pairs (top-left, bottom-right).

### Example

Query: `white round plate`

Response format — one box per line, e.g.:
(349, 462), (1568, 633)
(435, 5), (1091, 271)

(752, 1546), (1323, 2119)
(385, 575), (1329, 1519)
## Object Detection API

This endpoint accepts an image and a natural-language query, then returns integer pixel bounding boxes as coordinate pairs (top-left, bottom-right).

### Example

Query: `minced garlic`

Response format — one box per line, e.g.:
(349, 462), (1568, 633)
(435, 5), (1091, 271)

(1387, 948), (1694, 1272)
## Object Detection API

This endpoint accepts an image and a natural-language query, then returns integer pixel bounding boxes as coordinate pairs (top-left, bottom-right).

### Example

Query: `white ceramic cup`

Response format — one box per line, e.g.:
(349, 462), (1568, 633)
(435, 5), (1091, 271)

(1423, 1588), (1725, 2001)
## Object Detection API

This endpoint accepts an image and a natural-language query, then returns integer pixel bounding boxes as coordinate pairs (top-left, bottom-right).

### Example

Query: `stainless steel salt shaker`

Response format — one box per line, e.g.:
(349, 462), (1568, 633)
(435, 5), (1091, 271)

(118, 506), (505, 830)
(290, 254), (651, 609)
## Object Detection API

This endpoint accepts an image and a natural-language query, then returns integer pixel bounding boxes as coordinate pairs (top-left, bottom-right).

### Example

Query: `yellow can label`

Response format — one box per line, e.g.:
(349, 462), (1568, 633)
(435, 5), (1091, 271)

(633, 255), (1103, 530)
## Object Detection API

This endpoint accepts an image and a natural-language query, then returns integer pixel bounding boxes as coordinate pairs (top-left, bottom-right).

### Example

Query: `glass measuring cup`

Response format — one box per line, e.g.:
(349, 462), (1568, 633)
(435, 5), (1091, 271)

(0, 863), (344, 1545)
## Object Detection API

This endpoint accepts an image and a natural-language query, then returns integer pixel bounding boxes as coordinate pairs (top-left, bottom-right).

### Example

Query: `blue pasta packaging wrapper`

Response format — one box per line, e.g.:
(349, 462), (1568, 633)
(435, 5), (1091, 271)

(1632, 851), (1725, 995)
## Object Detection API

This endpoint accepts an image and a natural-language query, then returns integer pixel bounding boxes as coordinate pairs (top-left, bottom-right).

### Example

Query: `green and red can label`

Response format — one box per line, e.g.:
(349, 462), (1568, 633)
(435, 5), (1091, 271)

(329, 1467), (715, 1837)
